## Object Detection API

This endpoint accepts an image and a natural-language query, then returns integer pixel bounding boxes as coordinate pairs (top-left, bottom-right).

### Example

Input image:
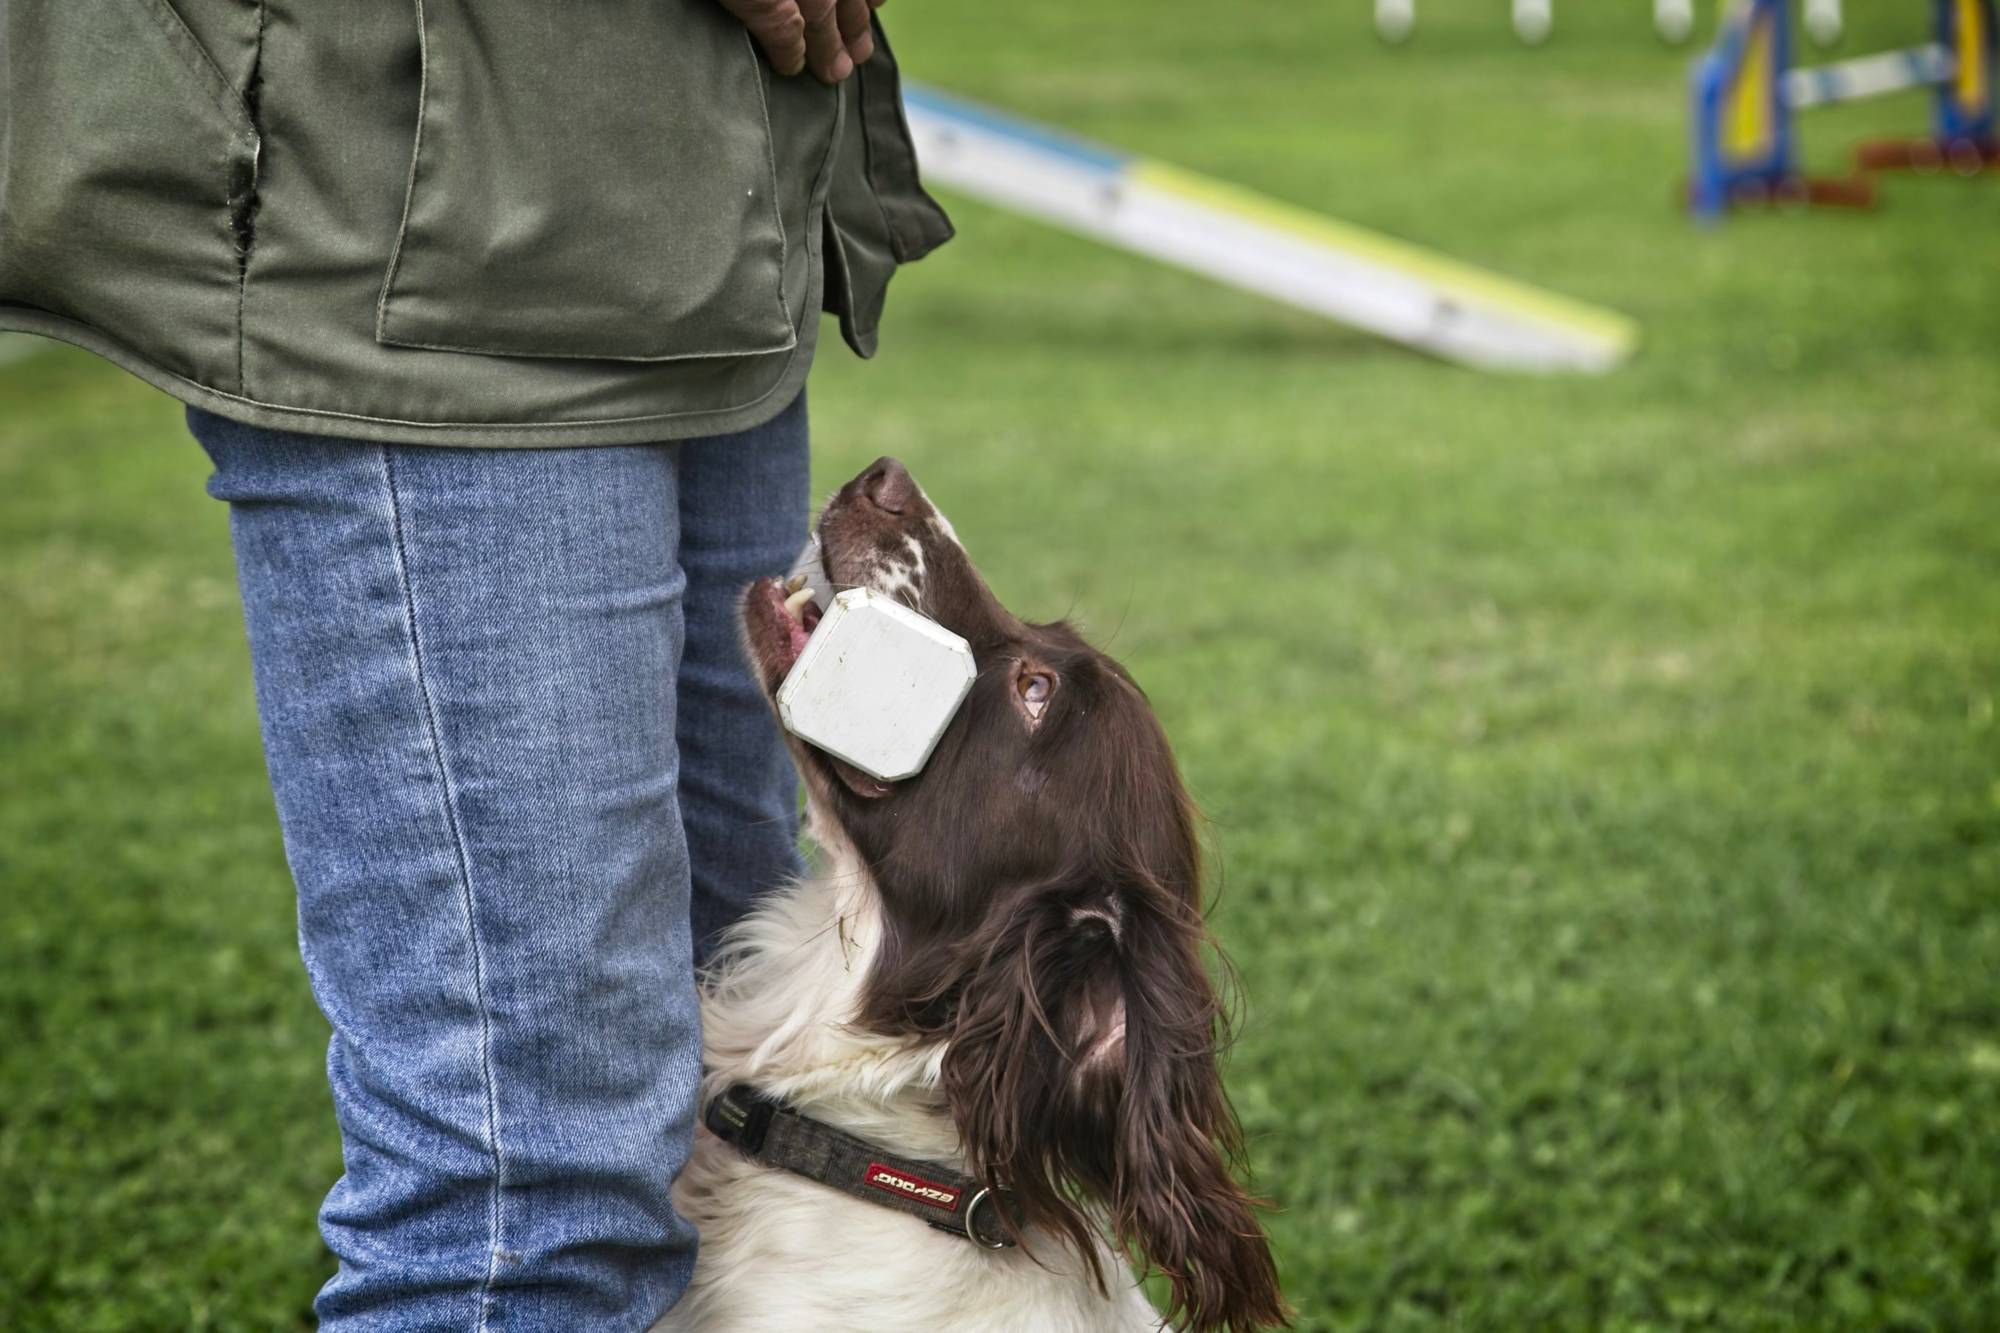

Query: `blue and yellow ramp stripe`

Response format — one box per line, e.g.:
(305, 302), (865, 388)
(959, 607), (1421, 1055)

(900, 85), (1639, 375)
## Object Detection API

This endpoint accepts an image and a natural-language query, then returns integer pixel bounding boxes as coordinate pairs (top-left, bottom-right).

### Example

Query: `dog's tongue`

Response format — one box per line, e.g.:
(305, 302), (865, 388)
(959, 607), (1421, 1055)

(786, 535), (833, 613)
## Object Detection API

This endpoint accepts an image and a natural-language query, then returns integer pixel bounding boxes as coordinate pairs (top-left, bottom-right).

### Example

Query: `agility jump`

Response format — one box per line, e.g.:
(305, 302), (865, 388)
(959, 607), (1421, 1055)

(1689, 0), (1999, 219)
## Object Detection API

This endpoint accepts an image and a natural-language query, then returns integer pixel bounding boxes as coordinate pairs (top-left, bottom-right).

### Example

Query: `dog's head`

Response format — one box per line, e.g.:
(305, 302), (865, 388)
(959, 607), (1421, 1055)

(742, 458), (1285, 1332)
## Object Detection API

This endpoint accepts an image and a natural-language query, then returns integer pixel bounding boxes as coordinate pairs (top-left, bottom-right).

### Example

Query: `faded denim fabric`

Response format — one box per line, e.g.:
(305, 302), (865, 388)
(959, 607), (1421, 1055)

(189, 396), (810, 1330)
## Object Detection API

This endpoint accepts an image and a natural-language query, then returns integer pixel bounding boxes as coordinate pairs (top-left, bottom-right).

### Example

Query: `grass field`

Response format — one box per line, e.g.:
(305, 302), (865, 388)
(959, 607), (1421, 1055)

(4, 2), (1999, 1328)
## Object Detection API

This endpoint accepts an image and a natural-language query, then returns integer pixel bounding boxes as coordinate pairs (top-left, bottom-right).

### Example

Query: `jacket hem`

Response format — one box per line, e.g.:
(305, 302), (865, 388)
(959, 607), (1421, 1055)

(0, 303), (820, 449)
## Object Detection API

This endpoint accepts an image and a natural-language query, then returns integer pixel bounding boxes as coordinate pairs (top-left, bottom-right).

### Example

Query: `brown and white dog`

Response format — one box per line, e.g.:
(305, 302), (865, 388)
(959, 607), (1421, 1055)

(657, 459), (1286, 1332)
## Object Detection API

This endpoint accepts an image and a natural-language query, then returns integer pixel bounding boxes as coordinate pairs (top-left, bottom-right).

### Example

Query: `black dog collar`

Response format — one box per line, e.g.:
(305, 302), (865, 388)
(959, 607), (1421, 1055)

(704, 1083), (1017, 1249)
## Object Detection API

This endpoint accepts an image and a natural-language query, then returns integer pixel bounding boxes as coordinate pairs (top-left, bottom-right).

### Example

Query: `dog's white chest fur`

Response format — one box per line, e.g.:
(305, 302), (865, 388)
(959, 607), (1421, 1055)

(650, 839), (1160, 1332)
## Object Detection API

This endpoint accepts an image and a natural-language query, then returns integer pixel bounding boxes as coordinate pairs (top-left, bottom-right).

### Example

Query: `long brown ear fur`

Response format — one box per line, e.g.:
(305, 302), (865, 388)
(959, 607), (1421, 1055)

(941, 874), (1288, 1332)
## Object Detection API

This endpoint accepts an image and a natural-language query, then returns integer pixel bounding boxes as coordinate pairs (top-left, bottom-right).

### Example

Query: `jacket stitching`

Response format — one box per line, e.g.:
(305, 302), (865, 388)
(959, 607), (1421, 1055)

(235, 0), (267, 399)
(815, 70), (849, 246)
(133, 0), (260, 392)
(137, 0), (259, 140)
(371, 328), (799, 363)
(855, 63), (909, 261)
(745, 27), (795, 342)
(379, 445), (509, 1332)
(0, 287), (818, 434)
(374, 0), (431, 346)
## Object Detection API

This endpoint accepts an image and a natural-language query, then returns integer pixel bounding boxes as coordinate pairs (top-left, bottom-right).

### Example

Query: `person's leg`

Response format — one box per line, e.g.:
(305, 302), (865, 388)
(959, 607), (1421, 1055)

(191, 409), (699, 1331)
(674, 393), (812, 966)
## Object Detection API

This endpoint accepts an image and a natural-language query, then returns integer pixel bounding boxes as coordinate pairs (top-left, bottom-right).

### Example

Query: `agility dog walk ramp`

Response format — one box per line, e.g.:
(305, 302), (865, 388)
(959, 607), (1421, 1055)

(900, 85), (1639, 375)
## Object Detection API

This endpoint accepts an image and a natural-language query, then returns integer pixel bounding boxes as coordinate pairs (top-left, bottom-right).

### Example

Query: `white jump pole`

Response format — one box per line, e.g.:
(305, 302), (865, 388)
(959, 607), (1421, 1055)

(1375, 0), (1691, 47)
(1655, 0), (1695, 44)
(1803, 0), (1843, 49)
(1781, 42), (1955, 108)
(1376, 0), (1416, 43)
(1513, 0), (1553, 45)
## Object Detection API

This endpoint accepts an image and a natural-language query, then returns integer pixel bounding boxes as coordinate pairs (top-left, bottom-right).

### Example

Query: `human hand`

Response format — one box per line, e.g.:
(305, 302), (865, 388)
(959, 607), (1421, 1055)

(717, 0), (883, 85)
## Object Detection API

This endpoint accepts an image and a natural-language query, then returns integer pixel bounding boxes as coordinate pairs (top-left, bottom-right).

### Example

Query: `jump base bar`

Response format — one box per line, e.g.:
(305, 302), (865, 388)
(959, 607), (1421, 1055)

(901, 85), (1639, 375)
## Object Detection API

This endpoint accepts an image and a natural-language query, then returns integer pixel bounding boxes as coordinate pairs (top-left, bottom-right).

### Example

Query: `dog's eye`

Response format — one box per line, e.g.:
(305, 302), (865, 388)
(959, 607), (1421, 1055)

(1018, 670), (1054, 723)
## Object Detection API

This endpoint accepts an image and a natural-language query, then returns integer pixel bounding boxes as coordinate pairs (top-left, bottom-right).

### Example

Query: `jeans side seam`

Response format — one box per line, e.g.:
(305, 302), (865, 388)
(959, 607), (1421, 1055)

(379, 444), (508, 1333)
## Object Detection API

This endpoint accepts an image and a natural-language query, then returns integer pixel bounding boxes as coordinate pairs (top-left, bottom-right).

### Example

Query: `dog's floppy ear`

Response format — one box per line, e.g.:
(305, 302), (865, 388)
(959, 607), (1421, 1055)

(942, 876), (1287, 1333)
(1099, 885), (1287, 1331)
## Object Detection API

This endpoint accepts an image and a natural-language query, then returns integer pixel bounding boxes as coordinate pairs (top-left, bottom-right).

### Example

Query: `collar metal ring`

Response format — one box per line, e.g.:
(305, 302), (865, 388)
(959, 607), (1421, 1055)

(962, 1187), (1011, 1249)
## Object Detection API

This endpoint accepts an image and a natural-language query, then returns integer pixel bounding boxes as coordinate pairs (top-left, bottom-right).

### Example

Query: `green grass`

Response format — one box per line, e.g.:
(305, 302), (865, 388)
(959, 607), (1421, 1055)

(4, 1), (1999, 1327)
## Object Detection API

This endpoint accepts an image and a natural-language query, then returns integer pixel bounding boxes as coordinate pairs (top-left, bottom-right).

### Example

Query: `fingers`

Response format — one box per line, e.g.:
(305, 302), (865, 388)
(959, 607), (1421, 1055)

(725, 0), (870, 83)
(798, 0), (852, 84)
(836, 0), (874, 66)
(732, 0), (807, 77)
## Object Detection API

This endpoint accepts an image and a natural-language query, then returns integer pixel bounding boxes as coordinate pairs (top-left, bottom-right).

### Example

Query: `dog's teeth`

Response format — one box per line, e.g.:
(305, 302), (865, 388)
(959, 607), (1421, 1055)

(783, 586), (815, 621)
(784, 574), (808, 594)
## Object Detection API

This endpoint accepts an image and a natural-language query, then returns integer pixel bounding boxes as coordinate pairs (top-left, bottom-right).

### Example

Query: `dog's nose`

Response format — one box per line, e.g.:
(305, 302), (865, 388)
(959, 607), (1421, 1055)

(860, 457), (915, 516)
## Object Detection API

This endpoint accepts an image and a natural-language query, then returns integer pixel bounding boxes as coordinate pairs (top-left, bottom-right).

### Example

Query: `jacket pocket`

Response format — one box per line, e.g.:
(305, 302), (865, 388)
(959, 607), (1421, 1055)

(376, 0), (795, 362)
(0, 0), (259, 388)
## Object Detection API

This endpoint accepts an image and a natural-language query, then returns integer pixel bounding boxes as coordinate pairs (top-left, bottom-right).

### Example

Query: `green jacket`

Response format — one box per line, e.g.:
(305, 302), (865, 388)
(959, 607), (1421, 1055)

(0, 1), (951, 446)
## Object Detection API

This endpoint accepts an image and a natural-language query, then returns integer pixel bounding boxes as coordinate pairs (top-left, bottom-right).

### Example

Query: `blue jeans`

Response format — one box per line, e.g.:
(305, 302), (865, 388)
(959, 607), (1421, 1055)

(190, 397), (810, 1331)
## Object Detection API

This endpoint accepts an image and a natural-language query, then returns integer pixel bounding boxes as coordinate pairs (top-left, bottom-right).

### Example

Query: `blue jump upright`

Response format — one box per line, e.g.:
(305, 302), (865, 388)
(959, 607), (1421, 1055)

(1689, 0), (1798, 217)
(1940, 0), (1999, 141)
(1857, 0), (2000, 167)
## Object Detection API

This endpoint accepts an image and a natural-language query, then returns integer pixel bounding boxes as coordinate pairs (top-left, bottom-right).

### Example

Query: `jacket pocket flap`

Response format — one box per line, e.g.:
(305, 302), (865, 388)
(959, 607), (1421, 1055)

(376, 0), (795, 362)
